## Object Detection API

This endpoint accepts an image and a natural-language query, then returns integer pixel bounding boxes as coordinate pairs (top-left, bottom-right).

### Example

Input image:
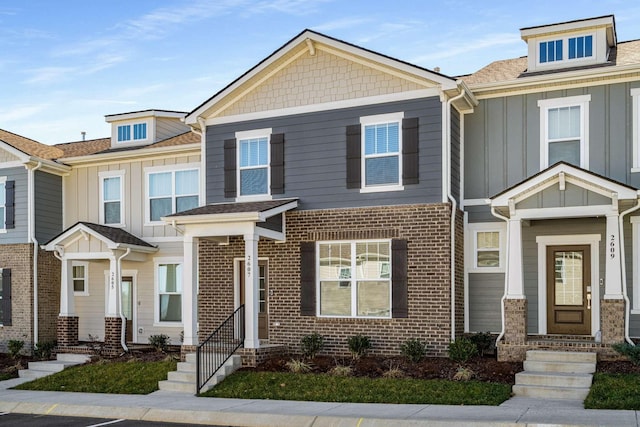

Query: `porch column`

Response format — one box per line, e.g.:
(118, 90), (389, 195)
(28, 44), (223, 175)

(106, 256), (120, 316)
(506, 217), (525, 298)
(243, 233), (260, 349)
(604, 212), (623, 299)
(59, 258), (75, 316)
(182, 236), (198, 346)
(104, 256), (122, 351)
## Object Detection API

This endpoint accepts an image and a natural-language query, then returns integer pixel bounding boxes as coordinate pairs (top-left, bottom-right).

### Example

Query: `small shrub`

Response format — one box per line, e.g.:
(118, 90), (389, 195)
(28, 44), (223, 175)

(300, 332), (324, 359)
(347, 334), (371, 359)
(33, 340), (56, 360)
(87, 334), (105, 356)
(400, 338), (427, 363)
(613, 342), (640, 365)
(468, 332), (493, 357)
(329, 365), (353, 377)
(383, 367), (405, 379)
(453, 366), (475, 381)
(7, 340), (24, 359)
(149, 334), (171, 352)
(285, 359), (312, 374)
(448, 338), (478, 364)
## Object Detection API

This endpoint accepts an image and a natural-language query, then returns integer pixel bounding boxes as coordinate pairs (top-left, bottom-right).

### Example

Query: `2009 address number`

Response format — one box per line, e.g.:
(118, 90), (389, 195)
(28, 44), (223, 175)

(610, 234), (616, 259)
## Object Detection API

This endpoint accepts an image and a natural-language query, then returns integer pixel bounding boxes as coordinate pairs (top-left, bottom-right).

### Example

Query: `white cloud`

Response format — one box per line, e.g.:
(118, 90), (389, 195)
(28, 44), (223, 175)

(312, 17), (372, 32)
(23, 66), (75, 84)
(0, 103), (51, 122)
(409, 32), (521, 64)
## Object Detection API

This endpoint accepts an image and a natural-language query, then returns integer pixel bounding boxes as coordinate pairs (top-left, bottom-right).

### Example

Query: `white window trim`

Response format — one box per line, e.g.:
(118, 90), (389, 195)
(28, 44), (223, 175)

(359, 112), (404, 193)
(0, 176), (6, 234)
(466, 222), (507, 273)
(315, 239), (392, 319)
(72, 261), (89, 296)
(144, 163), (200, 226)
(235, 128), (272, 202)
(99, 170), (125, 227)
(154, 257), (184, 327)
(536, 33), (596, 68)
(538, 95), (591, 170)
(631, 216), (640, 313)
(632, 88), (640, 172)
(116, 121), (150, 144)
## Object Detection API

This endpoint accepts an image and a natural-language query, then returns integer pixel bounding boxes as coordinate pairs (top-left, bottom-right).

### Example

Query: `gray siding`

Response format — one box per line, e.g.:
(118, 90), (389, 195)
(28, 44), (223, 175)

(451, 108), (461, 203)
(465, 205), (500, 223)
(206, 98), (443, 209)
(155, 118), (190, 142)
(0, 167), (28, 244)
(34, 171), (62, 243)
(468, 272), (502, 332)
(465, 81), (640, 200)
(516, 183), (611, 210)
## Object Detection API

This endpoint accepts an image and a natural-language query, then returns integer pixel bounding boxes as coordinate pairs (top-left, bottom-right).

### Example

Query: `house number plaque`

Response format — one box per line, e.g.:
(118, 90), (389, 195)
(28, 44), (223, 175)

(610, 234), (616, 259)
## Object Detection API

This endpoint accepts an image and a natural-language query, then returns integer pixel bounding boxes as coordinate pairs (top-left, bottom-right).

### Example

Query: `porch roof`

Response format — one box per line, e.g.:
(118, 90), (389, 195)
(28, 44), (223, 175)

(43, 221), (157, 252)
(163, 198), (298, 225)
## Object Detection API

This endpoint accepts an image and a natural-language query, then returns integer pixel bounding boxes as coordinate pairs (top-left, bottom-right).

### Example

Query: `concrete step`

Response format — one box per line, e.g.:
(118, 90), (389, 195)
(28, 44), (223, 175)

(159, 353), (242, 394)
(27, 360), (79, 372)
(526, 350), (597, 364)
(56, 353), (91, 363)
(176, 361), (196, 372)
(523, 360), (596, 374)
(167, 370), (196, 383)
(516, 371), (593, 388)
(512, 384), (590, 400)
(18, 369), (50, 379)
(157, 379), (195, 393)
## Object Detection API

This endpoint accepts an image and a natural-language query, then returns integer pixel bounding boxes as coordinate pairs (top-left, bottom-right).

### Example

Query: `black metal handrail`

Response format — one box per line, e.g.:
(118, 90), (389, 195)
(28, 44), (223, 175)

(196, 305), (245, 393)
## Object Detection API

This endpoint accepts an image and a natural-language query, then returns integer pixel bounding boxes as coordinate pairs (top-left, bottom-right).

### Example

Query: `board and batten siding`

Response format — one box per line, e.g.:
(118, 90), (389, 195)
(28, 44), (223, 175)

(0, 167), (28, 244)
(465, 81), (640, 200)
(206, 98), (444, 209)
(468, 272), (503, 332)
(35, 171), (62, 243)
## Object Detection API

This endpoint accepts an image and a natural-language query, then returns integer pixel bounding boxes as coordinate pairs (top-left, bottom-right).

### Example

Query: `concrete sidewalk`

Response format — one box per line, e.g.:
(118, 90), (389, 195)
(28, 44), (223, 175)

(0, 377), (637, 426)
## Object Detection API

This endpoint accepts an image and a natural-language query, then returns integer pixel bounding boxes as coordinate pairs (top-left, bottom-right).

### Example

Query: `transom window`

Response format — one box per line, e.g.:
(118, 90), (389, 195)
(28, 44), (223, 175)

(538, 95), (590, 169)
(360, 112), (403, 190)
(117, 122), (147, 142)
(317, 240), (391, 318)
(239, 136), (269, 196)
(99, 171), (124, 226)
(147, 166), (199, 222)
(156, 262), (182, 323)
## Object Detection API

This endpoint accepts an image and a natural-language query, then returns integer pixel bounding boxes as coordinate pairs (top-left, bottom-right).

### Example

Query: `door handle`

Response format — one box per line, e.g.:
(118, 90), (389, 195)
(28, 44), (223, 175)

(587, 292), (592, 310)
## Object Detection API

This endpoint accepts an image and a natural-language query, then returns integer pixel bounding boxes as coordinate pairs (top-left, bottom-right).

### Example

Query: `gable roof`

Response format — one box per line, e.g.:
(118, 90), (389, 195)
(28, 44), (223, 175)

(185, 29), (458, 127)
(0, 128), (64, 160)
(44, 221), (156, 252)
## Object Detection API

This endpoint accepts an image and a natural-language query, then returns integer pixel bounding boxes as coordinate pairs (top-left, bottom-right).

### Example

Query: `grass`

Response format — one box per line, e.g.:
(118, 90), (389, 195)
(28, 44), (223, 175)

(585, 373), (640, 409)
(200, 371), (512, 405)
(13, 359), (177, 395)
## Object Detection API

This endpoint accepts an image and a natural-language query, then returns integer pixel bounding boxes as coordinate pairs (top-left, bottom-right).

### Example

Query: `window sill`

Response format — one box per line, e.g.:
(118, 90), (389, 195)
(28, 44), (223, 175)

(316, 316), (391, 321)
(631, 168), (640, 174)
(468, 268), (505, 274)
(235, 195), (273, 203)
(360, 185), (404, 194)
(0, 229), (6, 234)
(630, 310), (640, 315)
(153, 322), (183, 328)
(74, 292), (89, 297)
(101, 223), (126, 228)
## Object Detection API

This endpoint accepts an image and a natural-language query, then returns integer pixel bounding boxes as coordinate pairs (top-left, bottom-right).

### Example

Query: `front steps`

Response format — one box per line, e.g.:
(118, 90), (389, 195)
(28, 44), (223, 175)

(513, 350), (596, 400)
(158, 352), (242, 394)
(18, 353), (91, 379)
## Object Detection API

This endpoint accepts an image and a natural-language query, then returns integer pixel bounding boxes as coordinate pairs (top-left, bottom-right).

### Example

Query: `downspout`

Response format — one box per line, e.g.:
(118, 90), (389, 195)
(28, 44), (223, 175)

(28, 161), (43, 347)
(117, 248), (131, 353)
(445, 87), (466, 341)
(619, 198), (640, 345)
(490, 207), (510, 344)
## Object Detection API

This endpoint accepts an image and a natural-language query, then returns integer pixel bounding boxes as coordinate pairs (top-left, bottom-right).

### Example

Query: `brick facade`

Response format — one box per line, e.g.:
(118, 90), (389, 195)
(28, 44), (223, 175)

(198, 203), (463, 358)
(104, 317), (123, 352)
(36, 249), (61, 343)
(57, 316), (79, 347)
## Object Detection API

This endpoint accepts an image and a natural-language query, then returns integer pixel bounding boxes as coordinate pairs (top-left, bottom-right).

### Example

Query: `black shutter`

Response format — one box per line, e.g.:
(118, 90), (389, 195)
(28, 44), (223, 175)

(270, 133), (285, 194)
(346, 124), (361, 189)
(5, 181), (15, 229)
(391, 239), (408, 318)
(223, 139), (237, 198)
(2, 269), (11, 326)
(300, 242), (316, 316)
(402, 118), (419, 185)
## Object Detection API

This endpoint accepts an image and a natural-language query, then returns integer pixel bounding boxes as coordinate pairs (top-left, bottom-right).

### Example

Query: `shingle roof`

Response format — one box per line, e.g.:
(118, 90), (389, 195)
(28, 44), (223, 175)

(149, 131), (200, 148)
(167, 198), (298, 217)
(80, 222), (155, 247)
(0, 129), (64, 160)
(54, 138), (111, 157)
(461, 39), (640, 86)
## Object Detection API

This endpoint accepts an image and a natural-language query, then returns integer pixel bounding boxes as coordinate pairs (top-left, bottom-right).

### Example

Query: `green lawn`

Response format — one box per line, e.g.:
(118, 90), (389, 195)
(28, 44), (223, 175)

(585, 373), (640, 409)
(14, 359), (177, 395)
(200, 371), (512, 405)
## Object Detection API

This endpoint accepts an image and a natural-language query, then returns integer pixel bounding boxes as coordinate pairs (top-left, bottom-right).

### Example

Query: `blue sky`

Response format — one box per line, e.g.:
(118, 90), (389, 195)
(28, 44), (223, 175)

(2, 0), (640, 145)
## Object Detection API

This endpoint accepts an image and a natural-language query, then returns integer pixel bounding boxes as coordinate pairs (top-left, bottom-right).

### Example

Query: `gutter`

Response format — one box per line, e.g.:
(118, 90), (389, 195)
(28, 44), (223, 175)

(116, 248), (131, 353)
(28, 161), (43, 348)
(619, 198), (640, 345)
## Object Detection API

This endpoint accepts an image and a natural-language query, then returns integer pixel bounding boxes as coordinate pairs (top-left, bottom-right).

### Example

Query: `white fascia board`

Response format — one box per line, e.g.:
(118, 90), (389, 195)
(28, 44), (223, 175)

(105, 110), (186, 123)
(59, 143), (200, 165)
(113, 243), (158, 253)
(520, 16), (614, 40)
(163, 212), (262, 225)
(257, 201), (298, 221)
(256, 227), (285, 241)
(26, 158), (71, 175)
(44, 223), (115, 250)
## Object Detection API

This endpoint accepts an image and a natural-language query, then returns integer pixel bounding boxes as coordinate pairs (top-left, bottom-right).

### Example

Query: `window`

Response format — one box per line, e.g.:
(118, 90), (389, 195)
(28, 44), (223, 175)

(72, 262), (89, 295)
(146, 166), (199, 223)
(538, 34), (594, 66)
(540, 39), (562, 63)
(156, 261), (182, 323)
(632, 88), (640, 171)
(117, 122), (147, 143)
(360, 112), (403, 190)
(99, 171), (124, 226)
(317, 240), (391, 318)
(538, 95), (590, 169)
(467, 223), (506, 273)
(236, 129), (271, 198)
(568, 35), (593, 59)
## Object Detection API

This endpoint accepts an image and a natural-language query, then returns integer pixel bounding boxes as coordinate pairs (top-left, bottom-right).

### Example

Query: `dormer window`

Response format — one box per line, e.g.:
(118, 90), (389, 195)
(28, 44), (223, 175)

(568, 35), (593, 59)
(539, 40), (563, 63)
(538, 34), (593, 66)
(117, 123), (147, 143)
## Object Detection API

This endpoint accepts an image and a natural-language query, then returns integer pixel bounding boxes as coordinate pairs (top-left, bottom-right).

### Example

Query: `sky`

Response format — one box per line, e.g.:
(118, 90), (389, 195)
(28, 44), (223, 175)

(2, 0), (640, 145)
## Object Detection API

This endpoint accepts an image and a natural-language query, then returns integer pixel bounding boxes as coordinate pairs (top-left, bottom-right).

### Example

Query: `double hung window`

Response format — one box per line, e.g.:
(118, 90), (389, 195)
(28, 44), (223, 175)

(99, 171), (124, 226)
(360, 113), (403, 190)
(147, 166), (199, 222)
(156, 262), (182, 323)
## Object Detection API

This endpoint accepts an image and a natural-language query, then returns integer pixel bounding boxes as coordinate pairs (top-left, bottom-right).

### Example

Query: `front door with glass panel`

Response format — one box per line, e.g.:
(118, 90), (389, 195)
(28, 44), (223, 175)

(546, 245), (591, 335)
(239, 261), (268, 340)
(121, 276), (134, 342)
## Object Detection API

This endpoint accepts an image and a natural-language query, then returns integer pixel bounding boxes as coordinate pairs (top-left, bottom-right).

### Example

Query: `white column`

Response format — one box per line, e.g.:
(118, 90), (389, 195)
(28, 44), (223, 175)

(506, 217), (525, 298)
(182, 236), (198, 346)
(604, 212), (623, 299)
(106, 256), (119, 317)
(59, 259), (75, 316)
(243, 233), (260, 349)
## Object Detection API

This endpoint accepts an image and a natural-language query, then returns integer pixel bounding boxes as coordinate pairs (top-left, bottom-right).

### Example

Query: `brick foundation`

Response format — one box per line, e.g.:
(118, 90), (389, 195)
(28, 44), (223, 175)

(180, 345), (197, 362)
(601, 299), (625, 344)
(238, 345), (286, 367)
(104, 317), (123, 352)
(198, 203), (462, 358)
(497, 298), (528, 362)
(57, 316), (79, 347)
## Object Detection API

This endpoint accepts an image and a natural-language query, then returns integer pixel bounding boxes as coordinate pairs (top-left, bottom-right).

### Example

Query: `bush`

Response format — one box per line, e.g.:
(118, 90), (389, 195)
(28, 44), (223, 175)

(453, 366), (475, 381)
(7, 340), (24, 359)
(285, 359), (312, 373)
(400, 338), (428, 362)
(329, 365), (353, 377)
(300, 332), (324, 359)
(149, 334), (171, 352)
(448, 338), (478, 364)
(613, 342), (640, 365)
(468, 332), (493, 357)
(33, 340), (56, 360)
(383, 367), (405, 379)
(347, 334), (371, 359)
